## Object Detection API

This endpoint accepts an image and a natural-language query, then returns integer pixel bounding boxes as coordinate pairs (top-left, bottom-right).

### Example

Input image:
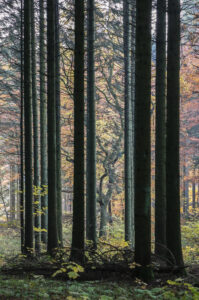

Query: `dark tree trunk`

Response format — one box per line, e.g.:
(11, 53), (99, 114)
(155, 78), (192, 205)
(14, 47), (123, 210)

(24, 0), (33, 254)
(31, 0), (41, 253)
(124, 0), (132, 243)
(86, 0), (96, 246)
(166, 0), (184, 267)
(20, 0), (24, 253)
(71, 0), (85, 263)
(155, 0), (166, 257)
(131, 0), (136, 246)
(134, 0), (152, 279)
(55, 0), (63, 247)
(47, 0), (58, 253)
(39, 0), (48, 245)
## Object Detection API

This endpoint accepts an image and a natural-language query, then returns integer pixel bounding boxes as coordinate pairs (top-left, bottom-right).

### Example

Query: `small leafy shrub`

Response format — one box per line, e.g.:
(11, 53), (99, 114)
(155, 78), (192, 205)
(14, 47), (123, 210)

(182, 220), (199, 263)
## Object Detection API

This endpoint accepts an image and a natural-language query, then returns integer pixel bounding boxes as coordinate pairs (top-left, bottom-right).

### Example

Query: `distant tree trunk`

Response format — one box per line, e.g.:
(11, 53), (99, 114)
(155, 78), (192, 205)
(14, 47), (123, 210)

(134, 0), (152, 280)
(20, 0), (24, 252)
(124, 0), (132, 243)
(55, 0), (63, 247)
(155, 0), (166, 257)
(184, 180), (189, 217)
(192, 178), (196, 209)
(31, 0), (41, 254)
(47, 0), (58, 254)
(10, 165), (16, 222)
(182, 163), (189, 217)
(24, 0), (34, 254)
(86, 0), (96, 246)
(16, 166), (20, 221)
(166, 0), (184, 267)
(71, 0), (85, 263)
(39, 0), (48, 244)
(0, 179), (9, 223)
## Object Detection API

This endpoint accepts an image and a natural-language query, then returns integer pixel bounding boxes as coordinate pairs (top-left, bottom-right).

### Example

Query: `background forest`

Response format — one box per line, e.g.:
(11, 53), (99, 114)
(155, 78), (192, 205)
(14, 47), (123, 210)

(0, 0), (199, 298)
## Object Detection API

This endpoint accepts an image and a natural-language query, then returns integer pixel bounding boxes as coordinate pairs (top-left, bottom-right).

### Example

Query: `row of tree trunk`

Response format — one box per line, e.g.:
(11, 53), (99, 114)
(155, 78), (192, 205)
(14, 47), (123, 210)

(21, 0), (183, 280)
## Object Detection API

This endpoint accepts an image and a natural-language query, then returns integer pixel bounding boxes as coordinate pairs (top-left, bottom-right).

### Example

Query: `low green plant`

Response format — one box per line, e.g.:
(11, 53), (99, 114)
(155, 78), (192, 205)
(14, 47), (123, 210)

(182, 220), (199, 263)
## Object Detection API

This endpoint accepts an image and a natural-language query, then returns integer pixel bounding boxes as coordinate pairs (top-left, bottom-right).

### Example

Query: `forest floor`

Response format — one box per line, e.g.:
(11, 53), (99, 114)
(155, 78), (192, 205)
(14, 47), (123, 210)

(0, 225), (199, 299)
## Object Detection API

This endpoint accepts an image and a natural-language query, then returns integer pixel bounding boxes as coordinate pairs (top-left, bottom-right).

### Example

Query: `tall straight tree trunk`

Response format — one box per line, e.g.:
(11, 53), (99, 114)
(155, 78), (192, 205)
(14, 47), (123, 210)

(155, 0), (166, 257)
(20, 0), (24, 252)
(55, 0), (63, 247)
(131, 0), (136, 246)
(86, 0), (96, 246)
(31, 0), (41, 253)
(71, 0), (85, 263)
(124, 0), (132, 243)
(166, 0), (184, 267)
(47, 0), (58, 253)
(134, 0), (152, 279)
(40, 0), (48, 244)
(24, 0), (33, 253)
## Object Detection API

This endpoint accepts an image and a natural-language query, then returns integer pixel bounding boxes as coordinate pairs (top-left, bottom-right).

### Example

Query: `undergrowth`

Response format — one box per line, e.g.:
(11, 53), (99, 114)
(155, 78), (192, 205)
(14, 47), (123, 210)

(0, 275), (199, 299)
(0, 218), (199, 299)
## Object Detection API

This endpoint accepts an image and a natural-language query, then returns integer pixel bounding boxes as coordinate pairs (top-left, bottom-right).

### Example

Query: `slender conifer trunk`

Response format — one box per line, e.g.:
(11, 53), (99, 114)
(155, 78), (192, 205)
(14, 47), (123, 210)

(131, 0), (136, 246)
(20, 0), (24, 252)
(192, 179), (196, 209)
(155, 0), (166, 257)
(55, 0), (63, 246)
(40, 0), (48, 244)
(31, 0), (41, 253)
(124, 0), (132, 243)
(47, 0), (59, 253)
(86, 0), (96, 246)
(10, 165), (16, 222)
(134, 0), (152, 280)
(166, 0), (184, 267)
(71, 0), (85, 263)
(24, 0), (33, 254)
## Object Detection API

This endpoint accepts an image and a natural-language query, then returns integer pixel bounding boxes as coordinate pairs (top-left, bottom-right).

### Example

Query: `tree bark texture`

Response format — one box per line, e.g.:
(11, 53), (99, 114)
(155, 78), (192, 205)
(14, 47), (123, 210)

(124, 0), (132, 243)
(166, 0), (184, 267)
(47, 0), (59, 253)
(55, 0), (63, 247)
(40, 0), (48, 244)
(71, 0), (85, 263)
(31, 0), (41, 253)
(24, 0), (34, 253)
(20, 0), (24, 252)
(86, 0), (97, 246)
(134, 0), (152, 269)
(155, 0), (166, 257)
